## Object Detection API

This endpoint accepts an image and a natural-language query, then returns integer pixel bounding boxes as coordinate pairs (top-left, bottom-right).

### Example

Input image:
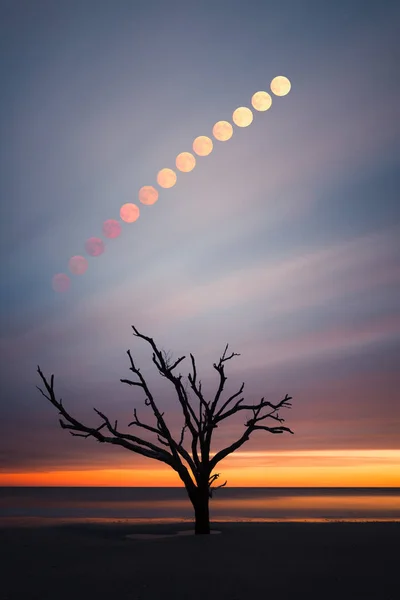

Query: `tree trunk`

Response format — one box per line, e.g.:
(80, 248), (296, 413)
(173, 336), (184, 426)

(192, 487), (210, 534)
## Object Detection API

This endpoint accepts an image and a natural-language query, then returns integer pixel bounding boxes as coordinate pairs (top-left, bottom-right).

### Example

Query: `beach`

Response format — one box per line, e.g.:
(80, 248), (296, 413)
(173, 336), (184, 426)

(1, 521), (398, 600)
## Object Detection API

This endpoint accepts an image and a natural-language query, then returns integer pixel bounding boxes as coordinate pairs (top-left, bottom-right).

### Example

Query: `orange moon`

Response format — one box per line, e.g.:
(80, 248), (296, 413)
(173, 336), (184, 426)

(212, 121), (233, 141)
(176, 152), (196, 173)
(85, 237), (105, 257)
(157, 168), (177, 189)
(270, 76), (291, 96)
(251, 91), (272, 111)
(102, 219), (122, 239)
(192, 135), (213, 156)
(68, 255), (88, 275)
(232, 107), (253, 127)
(120, 203), (140, 222)
(138, 186), (159, 205)
(52, 273), (70, 293)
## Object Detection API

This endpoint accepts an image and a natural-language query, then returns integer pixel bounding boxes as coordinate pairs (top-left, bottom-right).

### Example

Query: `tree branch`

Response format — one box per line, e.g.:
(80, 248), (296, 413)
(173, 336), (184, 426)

(209, 344), (240, 424)
(122, 348), (199, 476)
(130, 326), (202, 469)
(251, 425), (294, 434)
(209, 394), (293, 470)
(216, 394), (292, 424)
(208, 472), (228, 498)
(215, 382), (245, 418)
(187, 353), (212, 452)
(128, 407), (166, 435)
(36, 367), (175, 464)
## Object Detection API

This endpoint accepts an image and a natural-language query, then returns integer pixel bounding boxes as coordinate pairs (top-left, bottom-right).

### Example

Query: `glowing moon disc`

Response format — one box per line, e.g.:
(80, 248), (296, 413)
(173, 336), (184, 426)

(120, 203), (140, 222)
(192, 136), (213, 156)
(176, 152), (196, 173)
(212, 121), (233, 141)
(52, 273), (70, 293)
(251, 91), (272, 111)
(68, 255), (88, 275)
(85, 237), (105, 257)
(157, 168), (177, 189)
(102, 219), (122, 239)
(232, 107), (253, 127)
(139, 186), (159, 205)
(270, 76), (291, 96)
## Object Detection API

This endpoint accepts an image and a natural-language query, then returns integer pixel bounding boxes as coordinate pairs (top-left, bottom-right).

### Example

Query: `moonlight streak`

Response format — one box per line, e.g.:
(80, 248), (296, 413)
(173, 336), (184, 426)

(52, 75), (291, 292)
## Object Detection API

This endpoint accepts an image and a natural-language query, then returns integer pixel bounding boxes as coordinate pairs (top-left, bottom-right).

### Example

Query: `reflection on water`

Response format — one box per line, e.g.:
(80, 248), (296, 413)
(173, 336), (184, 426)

(1, 488), (399, 524)
(211, 493), (400, 519)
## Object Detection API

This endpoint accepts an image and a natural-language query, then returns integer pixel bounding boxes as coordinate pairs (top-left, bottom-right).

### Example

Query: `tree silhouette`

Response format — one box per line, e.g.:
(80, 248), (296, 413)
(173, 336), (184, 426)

(37, 325), (294, 534)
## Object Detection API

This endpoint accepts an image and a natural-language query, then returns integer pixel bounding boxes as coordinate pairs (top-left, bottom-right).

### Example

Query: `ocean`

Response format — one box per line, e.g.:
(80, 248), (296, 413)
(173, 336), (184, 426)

(1, 487), (400, 524)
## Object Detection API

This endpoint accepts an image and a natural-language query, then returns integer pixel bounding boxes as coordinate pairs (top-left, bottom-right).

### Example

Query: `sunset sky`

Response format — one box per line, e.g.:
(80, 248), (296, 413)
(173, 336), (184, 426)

(1, 0), (399, 487)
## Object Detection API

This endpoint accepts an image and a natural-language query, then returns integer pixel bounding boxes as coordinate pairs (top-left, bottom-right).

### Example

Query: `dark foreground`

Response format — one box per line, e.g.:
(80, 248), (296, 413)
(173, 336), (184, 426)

(0, 522), (399, 600)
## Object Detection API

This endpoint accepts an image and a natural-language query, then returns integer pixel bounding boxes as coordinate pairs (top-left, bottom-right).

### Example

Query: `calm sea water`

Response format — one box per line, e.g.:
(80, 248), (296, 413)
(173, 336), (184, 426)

(1, 488), (399, 524)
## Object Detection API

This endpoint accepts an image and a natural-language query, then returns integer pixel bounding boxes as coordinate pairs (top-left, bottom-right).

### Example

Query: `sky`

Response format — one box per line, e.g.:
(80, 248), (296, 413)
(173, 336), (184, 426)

(0, 0), (399, 487)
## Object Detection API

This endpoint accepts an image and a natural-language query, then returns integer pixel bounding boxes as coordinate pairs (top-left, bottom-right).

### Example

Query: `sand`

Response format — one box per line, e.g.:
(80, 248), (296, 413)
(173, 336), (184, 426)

(0, 521), (398, 600)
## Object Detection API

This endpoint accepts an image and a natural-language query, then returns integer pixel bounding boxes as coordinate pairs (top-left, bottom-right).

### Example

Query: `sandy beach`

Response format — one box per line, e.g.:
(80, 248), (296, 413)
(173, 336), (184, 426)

(0, 521), (398, 600)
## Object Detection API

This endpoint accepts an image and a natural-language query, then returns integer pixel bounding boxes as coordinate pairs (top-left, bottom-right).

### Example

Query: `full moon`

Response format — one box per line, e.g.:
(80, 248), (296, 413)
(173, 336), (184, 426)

(270, 76), (291, 96)
(176, 152), (196, 173)
(232, 107), (253, 127)
(120, 203), (140, 223)
(138, 186), (159, 205)
(52, 273), (70, 293)
(251, 91), (272, 111)
(68, 255), (88, 275)
(157, 168), (177, 189)
(212, 121), (233, 141)
(85, 237), (105, 257)
(103, 219), (122, 239)
(192, 135), (213, 156)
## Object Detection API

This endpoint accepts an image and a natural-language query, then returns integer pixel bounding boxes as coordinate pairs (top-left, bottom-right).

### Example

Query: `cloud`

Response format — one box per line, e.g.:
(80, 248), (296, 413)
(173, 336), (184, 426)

(1, 224), (398, 396)
(133, 226), (400, 326)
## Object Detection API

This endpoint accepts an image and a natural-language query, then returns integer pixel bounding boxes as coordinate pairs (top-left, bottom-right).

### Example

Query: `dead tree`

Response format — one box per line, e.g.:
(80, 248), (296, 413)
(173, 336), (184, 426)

(37, 325), (293, 534)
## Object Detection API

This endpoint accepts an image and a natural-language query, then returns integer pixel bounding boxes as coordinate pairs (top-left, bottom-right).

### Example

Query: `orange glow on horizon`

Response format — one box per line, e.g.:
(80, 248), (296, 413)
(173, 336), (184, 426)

(0, 469), (178, 487)
(2, 450), (400, 487)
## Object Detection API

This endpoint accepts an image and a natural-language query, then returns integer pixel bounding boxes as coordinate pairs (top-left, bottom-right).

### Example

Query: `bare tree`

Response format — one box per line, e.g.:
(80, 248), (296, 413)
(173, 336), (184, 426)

(37, 325), (293, 534)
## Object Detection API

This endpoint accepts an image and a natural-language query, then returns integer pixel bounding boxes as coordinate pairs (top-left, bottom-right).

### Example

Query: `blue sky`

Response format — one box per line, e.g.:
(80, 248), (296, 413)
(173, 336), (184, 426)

(0, 0), (399, 482)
